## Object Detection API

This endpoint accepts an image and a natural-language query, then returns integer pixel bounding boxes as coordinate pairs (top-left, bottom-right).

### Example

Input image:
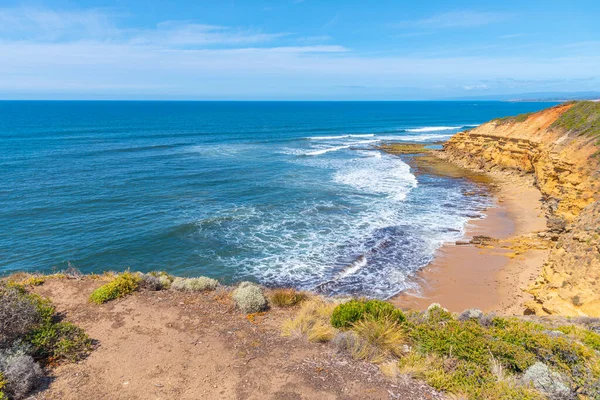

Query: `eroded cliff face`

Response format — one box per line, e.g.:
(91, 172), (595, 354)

(441, 102), (600, 316)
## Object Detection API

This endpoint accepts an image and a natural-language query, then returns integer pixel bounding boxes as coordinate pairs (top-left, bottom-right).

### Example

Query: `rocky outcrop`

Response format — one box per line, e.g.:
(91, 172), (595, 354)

(440, 102), (600, 316)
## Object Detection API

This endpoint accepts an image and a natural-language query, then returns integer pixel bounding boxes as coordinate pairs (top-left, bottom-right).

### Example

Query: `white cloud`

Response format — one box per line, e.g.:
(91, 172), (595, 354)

(0, 7), (119, 41)
(130, 21), (290, 46)
(462, 84), (490, 91)
(0, 7), (598, 99)
(396, 11), (510, 29)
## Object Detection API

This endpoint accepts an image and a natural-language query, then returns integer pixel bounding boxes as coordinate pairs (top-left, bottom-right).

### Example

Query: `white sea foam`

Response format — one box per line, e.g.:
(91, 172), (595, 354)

(193, 137), (493, 299)
(338, 256), (368, 278)
(305, 145), (350, 155)
(405, 126), (461, 132)
(307, 134), (375, 140)
(377, 133), (454, 142)
(333, 154), (417, 201)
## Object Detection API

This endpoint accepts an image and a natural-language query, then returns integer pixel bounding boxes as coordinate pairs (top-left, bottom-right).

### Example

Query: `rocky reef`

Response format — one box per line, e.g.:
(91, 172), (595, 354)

(440, 101), (600, 316)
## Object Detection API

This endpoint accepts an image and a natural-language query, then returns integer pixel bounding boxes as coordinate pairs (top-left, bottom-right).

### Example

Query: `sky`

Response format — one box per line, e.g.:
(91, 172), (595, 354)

(1, 0), (599, 100)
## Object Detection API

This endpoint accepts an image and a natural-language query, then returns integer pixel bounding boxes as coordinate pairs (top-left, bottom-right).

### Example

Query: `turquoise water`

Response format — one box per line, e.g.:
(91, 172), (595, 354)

(0, 101), (555, 298)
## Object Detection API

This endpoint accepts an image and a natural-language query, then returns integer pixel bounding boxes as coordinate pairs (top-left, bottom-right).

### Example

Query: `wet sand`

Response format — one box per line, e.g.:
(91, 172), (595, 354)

(391, 155), (548, 315)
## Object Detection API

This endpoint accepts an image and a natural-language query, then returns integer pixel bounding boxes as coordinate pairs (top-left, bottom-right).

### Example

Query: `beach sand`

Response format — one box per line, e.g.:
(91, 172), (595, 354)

(391, 155), (549, 315)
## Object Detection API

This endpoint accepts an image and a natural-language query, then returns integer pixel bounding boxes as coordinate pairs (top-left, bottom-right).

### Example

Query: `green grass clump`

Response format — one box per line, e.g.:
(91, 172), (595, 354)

(551, 101), (600, 139)
(331, 299), (406, 328)
(270, 288), (308, 307)
(89, 272), (140, 304)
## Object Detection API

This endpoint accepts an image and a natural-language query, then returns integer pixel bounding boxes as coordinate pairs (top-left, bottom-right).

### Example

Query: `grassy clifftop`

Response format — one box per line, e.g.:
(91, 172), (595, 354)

(551, 101), (600, 140)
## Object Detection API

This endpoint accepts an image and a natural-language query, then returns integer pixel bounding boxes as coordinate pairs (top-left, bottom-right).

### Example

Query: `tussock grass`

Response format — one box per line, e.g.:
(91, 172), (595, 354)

(89, 272), (140, 304)
(269, 288), (308, 307)
(352, 318), (406, 358)
(281, 299), (337, 342)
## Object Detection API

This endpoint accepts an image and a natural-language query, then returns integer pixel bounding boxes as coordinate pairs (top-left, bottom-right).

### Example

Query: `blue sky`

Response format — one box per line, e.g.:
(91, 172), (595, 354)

(1, 0), (599, 100)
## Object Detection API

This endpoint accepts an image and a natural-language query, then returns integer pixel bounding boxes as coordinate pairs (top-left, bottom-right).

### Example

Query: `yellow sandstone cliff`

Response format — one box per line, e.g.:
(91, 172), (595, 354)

(441, 102), (600, 316)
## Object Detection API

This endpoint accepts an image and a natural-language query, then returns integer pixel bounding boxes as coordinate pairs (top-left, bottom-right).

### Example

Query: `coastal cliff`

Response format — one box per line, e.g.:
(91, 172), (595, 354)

(441, 101), (600, 316)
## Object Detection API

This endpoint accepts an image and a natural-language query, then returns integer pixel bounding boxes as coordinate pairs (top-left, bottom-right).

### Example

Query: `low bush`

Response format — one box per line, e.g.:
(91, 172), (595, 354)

(171, 276), (219, 292)
(0, 281), (91, 399)
(89, 272), (140, 304)
(28, 322), (92, 362)
(330, 299), (405, 328)
(0, 285), (53, 347)
(232, 282), (267, 313)
(269, 288), (308, 307)
(137, 273), (162, 291)
(0, 346), (43, 400)
(146, 271), (174, 289)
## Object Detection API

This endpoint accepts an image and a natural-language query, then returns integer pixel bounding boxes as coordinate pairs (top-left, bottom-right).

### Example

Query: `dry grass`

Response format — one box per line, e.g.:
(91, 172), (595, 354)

(281, 299), (337, 342)
(352, 318), (406, 358)
(269, 288), (308, 308)
(379, 360), (401, 380)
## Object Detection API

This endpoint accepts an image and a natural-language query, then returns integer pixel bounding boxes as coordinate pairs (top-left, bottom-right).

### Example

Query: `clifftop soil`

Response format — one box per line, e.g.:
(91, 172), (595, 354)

(439, 101), (600, 317)
(30, 278), (443, 400)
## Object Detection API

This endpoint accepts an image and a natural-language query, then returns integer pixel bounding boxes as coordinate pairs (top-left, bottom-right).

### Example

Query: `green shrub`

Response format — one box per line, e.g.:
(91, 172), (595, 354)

(89, 272), (140, 304)
(0, 284), (54, 346)
(330, 299), (405, 328)
(232, 282), (267, 313)
(28, 322), (92, 362)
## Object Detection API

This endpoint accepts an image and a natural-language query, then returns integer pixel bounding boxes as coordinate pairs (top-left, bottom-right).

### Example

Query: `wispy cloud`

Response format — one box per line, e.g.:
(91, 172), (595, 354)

(0, 6), (291, 47)
(130, 21), (290, 46)
(0, 6), (598, 99)
(499, 33), (529, 39)
(0, 7), (119, 41)
(395, 10), (511, 29)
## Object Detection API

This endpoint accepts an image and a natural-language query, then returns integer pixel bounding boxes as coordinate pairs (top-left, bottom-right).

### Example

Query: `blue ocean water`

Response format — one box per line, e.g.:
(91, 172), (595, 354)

(0, 101), (555, 298)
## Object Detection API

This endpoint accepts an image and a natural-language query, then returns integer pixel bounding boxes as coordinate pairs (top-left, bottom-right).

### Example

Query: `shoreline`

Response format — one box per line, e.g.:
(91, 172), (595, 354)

(390, 152), (548, 315)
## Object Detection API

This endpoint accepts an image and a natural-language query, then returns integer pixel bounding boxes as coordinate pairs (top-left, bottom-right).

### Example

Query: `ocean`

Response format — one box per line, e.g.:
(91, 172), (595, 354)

(0, 101), (555, 298)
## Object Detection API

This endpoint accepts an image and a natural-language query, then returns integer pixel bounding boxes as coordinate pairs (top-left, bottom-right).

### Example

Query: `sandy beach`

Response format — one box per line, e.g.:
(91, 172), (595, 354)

(391, 155), (549, 315)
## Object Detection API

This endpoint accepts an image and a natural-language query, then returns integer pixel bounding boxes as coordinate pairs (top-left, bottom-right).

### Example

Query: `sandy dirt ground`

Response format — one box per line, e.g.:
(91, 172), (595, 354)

(30, 279), (444, 400)
(393, 165), (549, 315)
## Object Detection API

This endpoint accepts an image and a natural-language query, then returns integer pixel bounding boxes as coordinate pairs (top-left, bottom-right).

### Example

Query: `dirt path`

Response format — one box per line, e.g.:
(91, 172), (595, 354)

(32, 280), (443, 400)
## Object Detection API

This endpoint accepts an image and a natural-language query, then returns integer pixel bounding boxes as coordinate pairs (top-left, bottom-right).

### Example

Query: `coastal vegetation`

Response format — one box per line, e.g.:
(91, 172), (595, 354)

(269, 288), (308, 307)
(89, 271), (141, 304)
(493, 111), (534, 124)
(0, 281), (91, 399)
(231, 282), (268, 313)
(171, 276), (219, 292)
(550, 101), (600, 140)
(285, 299), (600, 399)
